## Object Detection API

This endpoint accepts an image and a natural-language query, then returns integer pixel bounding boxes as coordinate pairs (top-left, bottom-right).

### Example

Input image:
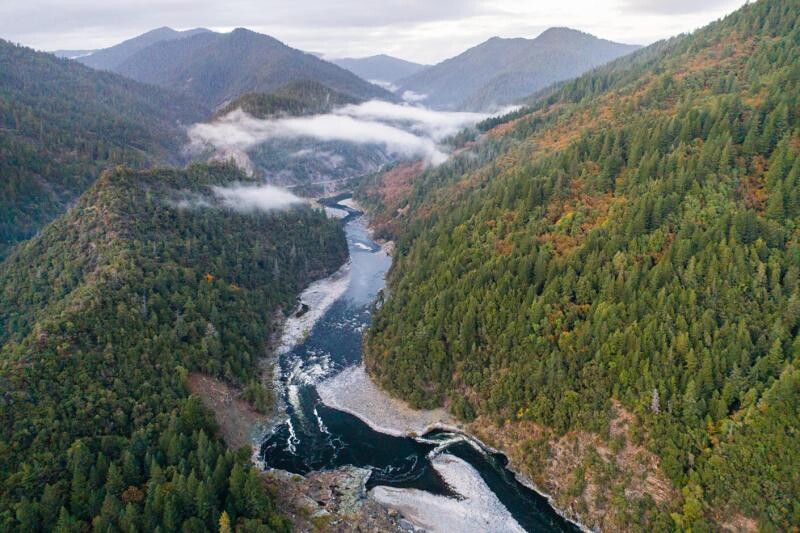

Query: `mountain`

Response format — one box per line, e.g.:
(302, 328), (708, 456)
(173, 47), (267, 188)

(76, 26), (213, 71)
(111, 28), (394, 108)
(0, 163), (347, 531)
(396, 27), (639, 110)
(0, 38), (206, 259)
(359, 0), (800, 530)
(332, 54), (429, 84)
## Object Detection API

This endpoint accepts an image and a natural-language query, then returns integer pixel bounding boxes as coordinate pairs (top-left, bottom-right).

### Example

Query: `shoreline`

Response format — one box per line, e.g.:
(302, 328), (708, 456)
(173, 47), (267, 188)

(316, 363), (592, 532)
(371, 454), (526, 533)
(468, 434), (595, 533)
(317, 364), (458, 437)
(252, 197), (590, 532)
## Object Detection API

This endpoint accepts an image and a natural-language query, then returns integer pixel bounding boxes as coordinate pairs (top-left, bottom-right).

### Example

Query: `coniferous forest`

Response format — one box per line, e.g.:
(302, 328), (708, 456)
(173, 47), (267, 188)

(0, 39), (206, 259)
(0, 164), (347, 531)
(2, 0), (800, 531)
(362, 1), (800, 529)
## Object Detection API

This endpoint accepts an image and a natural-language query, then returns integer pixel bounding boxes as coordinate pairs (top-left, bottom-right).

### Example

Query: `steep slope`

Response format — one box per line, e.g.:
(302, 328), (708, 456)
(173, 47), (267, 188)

(0, 39), (207, 259)
(397, 28), (638, 111)
(113, 28), (393, 108)
(362, 0), (800, 530)
(76, 26), (213, 71)
(0, 163), (347, 531)
(332, 54), (429, 84)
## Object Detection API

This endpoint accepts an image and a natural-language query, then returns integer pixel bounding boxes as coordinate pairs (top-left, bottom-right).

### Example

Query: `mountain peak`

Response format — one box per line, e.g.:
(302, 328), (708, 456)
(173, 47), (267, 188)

(539, 26), (582, 36)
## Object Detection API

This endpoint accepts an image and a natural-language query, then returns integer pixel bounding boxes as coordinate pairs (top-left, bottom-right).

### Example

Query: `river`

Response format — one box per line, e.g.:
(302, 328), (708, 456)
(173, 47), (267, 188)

(259, 198), (581, 532)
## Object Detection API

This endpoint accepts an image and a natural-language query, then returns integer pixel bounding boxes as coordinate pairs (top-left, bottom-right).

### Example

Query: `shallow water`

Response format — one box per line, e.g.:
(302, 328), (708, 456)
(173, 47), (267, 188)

(260, 201), (580, 532)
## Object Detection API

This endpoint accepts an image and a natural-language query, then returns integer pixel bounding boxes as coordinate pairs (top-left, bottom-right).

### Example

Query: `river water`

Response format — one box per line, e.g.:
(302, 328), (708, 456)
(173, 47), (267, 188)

(260, 200), (580, 532)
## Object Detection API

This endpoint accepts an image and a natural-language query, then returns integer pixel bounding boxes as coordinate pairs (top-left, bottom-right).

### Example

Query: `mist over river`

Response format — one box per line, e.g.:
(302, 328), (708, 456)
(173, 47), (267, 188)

(259, 198), (580, 532)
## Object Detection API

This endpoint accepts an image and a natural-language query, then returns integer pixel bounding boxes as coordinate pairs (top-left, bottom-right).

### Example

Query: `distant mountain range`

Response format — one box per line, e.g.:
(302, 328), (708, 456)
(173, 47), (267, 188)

(52, 27), (637, 113)
(332, 54), (429, 84)
(397, 27), (639, 110)
(77, 26), (213, 71)
(68, 27), (393, 108)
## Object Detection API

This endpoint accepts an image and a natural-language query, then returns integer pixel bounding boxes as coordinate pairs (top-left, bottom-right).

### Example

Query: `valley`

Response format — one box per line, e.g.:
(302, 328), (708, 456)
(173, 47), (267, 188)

(256, 198), (581, 532)
(2, 1), (799, 531)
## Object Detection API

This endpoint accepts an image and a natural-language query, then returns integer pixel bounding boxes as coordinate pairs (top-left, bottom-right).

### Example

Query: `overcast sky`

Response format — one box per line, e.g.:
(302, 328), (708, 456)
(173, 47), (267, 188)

(1, 0), (749, 64)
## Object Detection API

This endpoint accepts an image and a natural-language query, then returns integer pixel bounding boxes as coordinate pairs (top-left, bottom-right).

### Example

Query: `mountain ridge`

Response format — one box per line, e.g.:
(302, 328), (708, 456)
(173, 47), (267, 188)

(110, 28), (394, 108)
(77, 26), (213, 71)
(0, 162), (347, 531)
(396, 27), (639, 110)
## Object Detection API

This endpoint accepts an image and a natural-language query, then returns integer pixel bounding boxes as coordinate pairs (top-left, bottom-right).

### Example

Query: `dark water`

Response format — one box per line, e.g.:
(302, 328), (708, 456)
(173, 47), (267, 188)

(260, 201), (580, 532)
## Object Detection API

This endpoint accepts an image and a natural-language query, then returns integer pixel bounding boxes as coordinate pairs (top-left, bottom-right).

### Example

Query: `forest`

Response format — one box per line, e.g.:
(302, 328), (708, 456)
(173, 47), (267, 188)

(213, 81), (359, 120)
(0, 39), (205, 259)
(0, 163), (348, 531)
(362, 0), (800, 530)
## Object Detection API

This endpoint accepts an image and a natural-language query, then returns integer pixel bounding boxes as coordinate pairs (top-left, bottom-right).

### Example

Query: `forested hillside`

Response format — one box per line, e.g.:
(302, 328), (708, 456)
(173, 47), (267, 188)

(214, 80), (359, 119)
(0, 163), (348, 531)
(363, 0), (800, 529)
(0, 39), (206, 259)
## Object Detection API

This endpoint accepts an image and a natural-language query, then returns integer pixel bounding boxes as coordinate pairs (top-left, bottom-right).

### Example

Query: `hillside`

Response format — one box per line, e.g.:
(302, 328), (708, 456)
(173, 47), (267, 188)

(0, 163), (348, 531)
(0, 39), (206, 259)
(112, 28), (393, 108)
(214, 80), (359, 119)
(361, 0), (800, 530)
(332, 54), (429, 84)
(77, 27), (213, 71)
(396, 28), (638, 111)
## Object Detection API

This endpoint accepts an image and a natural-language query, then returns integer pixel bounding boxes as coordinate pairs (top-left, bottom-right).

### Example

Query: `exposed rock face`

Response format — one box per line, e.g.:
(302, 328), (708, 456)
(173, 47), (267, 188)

(267, 467), (407, 532)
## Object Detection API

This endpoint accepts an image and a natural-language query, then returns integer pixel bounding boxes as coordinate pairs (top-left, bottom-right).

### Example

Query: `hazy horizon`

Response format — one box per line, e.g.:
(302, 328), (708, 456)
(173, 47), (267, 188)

(2, 0), (748, 64)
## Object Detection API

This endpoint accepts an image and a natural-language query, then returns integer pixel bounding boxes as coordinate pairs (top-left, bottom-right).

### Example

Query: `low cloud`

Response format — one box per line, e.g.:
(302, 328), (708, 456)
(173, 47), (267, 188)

(211, 184), (303, 212)
(167, 191), (213, 210)
(187, 100), (496, 170)
(401, 90), (428, 103)
(370, 79), (399, 92)
(290, 148), (345, 168)
(335, 100), (488, 140)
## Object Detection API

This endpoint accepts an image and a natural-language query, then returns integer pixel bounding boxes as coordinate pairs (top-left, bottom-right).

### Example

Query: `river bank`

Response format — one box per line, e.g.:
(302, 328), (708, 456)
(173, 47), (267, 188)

(316, 363), (593, 533)
(252, 197), (586, 532)
(317, 365), (458, 437)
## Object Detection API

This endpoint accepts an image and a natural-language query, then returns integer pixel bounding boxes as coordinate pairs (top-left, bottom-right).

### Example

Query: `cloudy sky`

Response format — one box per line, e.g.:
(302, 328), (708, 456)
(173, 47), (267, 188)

(2, 0), (749, 64)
